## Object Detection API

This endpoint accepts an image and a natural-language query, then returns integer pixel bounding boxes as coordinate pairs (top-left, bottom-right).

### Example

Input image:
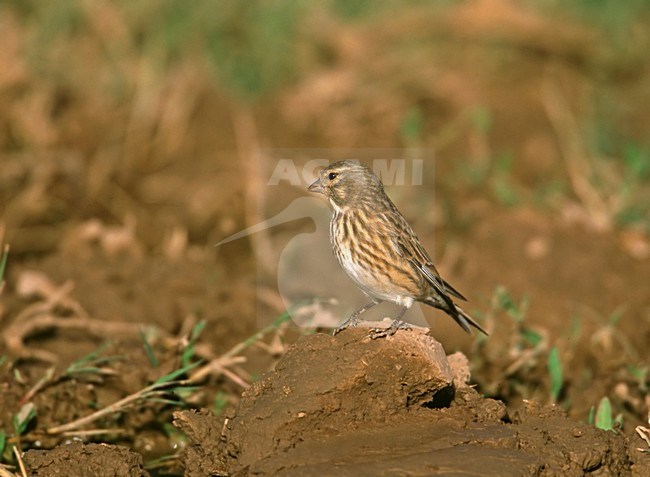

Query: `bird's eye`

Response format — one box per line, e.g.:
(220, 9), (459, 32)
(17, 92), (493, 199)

(328, 172), (338, 181)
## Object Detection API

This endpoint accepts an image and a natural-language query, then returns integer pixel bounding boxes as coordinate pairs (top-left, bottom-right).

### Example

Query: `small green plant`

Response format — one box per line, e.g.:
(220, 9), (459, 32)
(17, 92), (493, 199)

(181, 320), (207, 368)
(595, 397), (614, 431)
(493, 286), (542, 346)
(495, 286), (529, 323)
(65, 343), (118, 376)
(46, 359), (202, 435)
(589, 397), (622, 433)
(13, 403), (37, 436)
(548, 346), (564, 402)
(472, 287), (548, 400)
(18, 344), (122, 406)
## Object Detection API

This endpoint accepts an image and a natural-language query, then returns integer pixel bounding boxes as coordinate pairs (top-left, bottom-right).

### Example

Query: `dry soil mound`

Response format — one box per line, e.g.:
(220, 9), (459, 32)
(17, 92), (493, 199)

(175, 328), (647, 476)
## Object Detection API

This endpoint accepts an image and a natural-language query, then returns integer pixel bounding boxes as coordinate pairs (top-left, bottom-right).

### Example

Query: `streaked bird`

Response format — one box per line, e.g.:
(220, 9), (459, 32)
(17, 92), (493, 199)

(308, 160), (487, 339)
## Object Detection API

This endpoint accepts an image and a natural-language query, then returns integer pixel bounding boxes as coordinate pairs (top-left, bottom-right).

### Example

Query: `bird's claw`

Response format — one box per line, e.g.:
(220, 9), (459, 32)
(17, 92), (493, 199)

(333, 315), (361, 336)
(368, 320), (411, 340)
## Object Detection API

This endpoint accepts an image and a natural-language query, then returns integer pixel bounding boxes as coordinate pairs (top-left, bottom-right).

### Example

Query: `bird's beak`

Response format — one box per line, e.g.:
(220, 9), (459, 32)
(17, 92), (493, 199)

(308, 178), (324, 193)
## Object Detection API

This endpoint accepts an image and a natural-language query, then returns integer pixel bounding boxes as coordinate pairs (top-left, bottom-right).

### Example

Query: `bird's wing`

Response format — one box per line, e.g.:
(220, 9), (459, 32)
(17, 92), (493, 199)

(390, 214), (466, 302)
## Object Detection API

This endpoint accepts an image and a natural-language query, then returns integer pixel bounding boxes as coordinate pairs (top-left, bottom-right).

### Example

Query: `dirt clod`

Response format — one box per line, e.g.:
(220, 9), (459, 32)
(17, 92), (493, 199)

(23, 442), (150, 477)
(172, 409), (228, 477)
(174, 330), (635, 476)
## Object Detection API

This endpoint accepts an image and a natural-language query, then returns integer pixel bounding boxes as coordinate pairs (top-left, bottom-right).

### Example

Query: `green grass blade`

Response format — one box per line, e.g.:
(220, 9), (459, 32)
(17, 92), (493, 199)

(66, 343), (113, 374)
(548, 347), (564, 402)
(140, 327), (159, 368)
(146, 398), (187, 406)
(13, 402), (37, 435)
(595, 397), (614, 432)
(153, 360), (202, 386)
(0, 244), (8, 278)
(181, 319), (206, 367)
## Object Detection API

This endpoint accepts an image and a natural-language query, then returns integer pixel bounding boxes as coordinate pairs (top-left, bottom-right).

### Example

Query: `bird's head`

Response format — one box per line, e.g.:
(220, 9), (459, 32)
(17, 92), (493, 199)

(308, 160), (383, 210)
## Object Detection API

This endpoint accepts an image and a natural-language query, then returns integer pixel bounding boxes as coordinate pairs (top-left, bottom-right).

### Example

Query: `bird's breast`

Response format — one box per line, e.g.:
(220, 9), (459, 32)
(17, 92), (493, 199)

(329, 211), (419, 306)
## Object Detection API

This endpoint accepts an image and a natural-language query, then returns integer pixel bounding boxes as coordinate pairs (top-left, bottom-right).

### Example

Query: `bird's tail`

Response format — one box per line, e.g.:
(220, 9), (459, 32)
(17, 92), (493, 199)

(453, 304), (489, 336)
(424, 297), (488, 336)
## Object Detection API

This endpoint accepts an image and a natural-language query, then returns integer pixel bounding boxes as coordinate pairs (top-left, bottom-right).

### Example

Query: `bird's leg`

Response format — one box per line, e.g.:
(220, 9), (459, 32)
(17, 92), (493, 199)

(369, 306), (411, 339)
(333, 301), (379, 335)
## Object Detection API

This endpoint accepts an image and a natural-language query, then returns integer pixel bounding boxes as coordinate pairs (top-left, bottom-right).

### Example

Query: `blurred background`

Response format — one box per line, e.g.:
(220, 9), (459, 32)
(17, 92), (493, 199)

(0, 0), (649, 456)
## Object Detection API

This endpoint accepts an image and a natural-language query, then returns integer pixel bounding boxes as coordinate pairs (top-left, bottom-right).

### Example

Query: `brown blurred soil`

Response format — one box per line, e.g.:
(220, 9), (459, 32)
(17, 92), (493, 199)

(0, 1), (649, 475)
(24, 442), (150, 477)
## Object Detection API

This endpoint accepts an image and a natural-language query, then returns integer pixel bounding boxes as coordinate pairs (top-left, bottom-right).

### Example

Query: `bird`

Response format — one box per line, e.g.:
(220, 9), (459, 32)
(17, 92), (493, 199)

(308, 160), (487, 339)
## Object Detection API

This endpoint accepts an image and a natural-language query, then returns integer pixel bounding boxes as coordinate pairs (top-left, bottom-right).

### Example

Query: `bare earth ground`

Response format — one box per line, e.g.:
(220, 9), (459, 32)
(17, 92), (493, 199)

(1, 1), (650, 475)
(17, 330), (650, 476)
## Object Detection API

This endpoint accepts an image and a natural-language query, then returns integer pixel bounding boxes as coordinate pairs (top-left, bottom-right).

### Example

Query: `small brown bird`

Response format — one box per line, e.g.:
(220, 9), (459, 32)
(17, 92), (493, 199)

(308, 160), (487, 339)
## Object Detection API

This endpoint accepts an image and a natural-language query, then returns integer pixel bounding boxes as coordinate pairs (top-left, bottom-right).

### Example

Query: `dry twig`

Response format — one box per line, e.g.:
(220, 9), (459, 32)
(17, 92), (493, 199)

(3, 314), (149, 363)
(12, 447), (26, 477)
(46, 376), (193, 435)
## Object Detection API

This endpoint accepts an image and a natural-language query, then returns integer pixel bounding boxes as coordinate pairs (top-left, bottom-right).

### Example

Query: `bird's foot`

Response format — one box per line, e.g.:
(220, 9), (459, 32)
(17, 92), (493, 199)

(333, 315), (361, 336)
(368, 320), (411, 340)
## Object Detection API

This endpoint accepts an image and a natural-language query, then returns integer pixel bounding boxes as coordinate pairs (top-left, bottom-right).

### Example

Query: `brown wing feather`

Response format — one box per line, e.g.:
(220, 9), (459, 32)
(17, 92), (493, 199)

(380, 199), (488, 336)
(384, 210), (457, 304)
(390, 215), (466, 301)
